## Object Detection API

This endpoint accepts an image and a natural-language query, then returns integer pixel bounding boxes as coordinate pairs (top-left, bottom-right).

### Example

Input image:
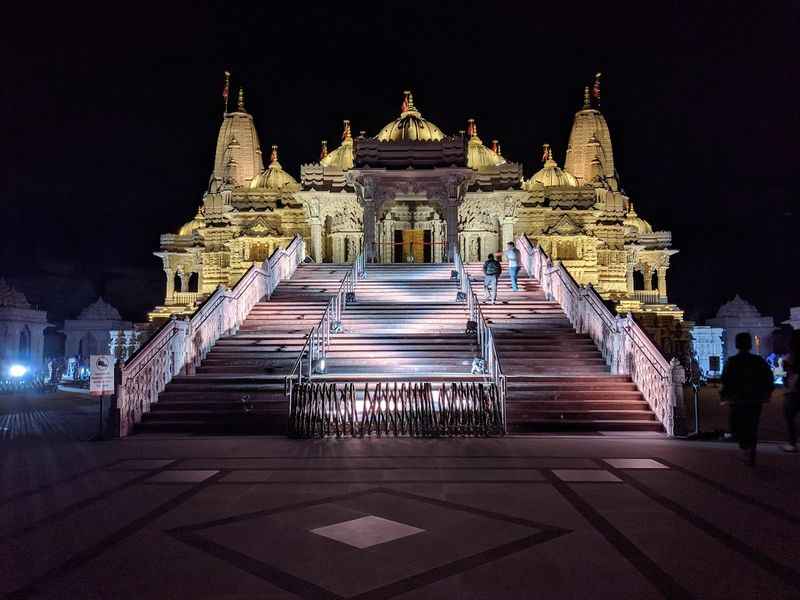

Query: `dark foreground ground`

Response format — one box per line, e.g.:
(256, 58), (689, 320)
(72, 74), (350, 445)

(1, 391), (799, 599)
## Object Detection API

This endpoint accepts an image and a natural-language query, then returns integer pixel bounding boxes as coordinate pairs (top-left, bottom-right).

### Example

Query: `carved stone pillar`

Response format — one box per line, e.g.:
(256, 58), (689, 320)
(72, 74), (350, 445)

(177, 270), (189, 293)
(309, 218), (323, 263)
(642, 265), (653, 291)
(501, 218), (515, 248)
(445, 203), (458, 262)
(626, 264), (635, 293)
(363, 202), (376, 262)
(657, 266), (668, 301)
(164, 268), (175, 303)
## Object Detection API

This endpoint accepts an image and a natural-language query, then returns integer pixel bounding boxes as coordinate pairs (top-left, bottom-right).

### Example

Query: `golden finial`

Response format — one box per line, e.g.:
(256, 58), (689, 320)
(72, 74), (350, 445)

(342, 119), (352, 141)
(270, 144), (278, 164)
(320, 140), (328, 160)
(497, 143), (502, 157)
(541, 143), (550, 164)
(467, 118), (477, 139)
(237, 87), (246, 112)
(583, 86), (591, 109)
(222, 71), (231, 113)
(491, 139), (499, 153)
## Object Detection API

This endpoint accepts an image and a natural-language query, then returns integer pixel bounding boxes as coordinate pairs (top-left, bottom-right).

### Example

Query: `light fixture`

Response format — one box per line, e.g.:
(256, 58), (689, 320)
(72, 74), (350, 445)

(8, 364), (28, 378)
(313, 358), (327, 374)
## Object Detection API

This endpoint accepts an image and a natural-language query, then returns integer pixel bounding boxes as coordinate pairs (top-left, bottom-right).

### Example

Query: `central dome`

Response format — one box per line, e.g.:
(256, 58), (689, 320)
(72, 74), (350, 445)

(376, 91), (445, 142)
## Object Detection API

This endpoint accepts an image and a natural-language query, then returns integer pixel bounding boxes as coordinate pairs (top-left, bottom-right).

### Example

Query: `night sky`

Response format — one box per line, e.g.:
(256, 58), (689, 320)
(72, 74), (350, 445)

(2, 1), (798, 324)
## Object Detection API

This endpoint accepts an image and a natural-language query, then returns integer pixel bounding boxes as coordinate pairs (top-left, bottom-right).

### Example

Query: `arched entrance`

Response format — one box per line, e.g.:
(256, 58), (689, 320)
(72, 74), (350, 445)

(376, 198), (446, 263)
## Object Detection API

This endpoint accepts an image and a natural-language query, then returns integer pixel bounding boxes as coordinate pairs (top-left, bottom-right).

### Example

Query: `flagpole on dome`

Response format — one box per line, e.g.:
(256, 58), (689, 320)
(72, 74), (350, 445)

(222, 71), (231, 114)
(592, 72), (602, 106)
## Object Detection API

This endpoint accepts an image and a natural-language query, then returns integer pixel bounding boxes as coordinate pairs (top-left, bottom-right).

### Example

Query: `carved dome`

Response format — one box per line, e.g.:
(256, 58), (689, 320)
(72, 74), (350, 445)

(715, 295), (763, 319)
(178, 207), (205, 236)
(249, 146), (300, 192)
(623, 203), (652, 235)
(0, 278), (31, 309)
(524, 146), (578, 189)
(78, 297), (122, 320)
(320, 120), (355, 170)
(465, 119), (505, 170)
(376, 92), (445, 142)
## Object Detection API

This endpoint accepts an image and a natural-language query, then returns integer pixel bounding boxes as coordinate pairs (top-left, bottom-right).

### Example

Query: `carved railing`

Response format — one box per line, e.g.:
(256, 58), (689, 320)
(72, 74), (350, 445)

(515, 234), (685, 436)
(285, 246), (365, 404)
(289, 381), (503, 438)
(453, 250), (507, 431)
(173, 292), (201, 306)
(631, 290), (665, 305)
(117, 235), (306, 436)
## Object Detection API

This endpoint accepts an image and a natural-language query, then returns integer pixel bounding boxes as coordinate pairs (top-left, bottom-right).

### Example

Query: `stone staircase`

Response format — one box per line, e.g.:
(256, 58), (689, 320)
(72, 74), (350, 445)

(464, 263), (661, 432)
(136, 260), (660, 435)
(320, 264), (478, 379)
(137, 264), (351, 434)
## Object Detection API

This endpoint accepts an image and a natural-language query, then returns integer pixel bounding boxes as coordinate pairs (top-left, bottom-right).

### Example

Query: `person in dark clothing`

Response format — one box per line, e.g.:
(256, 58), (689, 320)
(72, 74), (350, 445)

(483, 254), (501, 304)
(781, 330), (800, 452)
(720, 332), (775, 465)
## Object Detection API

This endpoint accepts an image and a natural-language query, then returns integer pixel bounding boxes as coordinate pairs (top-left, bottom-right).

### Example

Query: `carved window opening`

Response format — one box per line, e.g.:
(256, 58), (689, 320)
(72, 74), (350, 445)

(250, 243), (270, 263)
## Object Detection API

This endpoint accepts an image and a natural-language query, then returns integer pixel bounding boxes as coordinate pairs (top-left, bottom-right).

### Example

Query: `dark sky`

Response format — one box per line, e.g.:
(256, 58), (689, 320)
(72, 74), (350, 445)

(2, 1), (798, 323)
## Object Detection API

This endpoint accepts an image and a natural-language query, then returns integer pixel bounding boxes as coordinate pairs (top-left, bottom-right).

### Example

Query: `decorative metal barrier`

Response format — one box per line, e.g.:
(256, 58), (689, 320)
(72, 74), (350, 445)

(289, 381), (504, 438)
(117, 235), (306, 436)
(515, 234), (685, 436)
(452, 250), (507, 429)
(285, 247), (365, 402)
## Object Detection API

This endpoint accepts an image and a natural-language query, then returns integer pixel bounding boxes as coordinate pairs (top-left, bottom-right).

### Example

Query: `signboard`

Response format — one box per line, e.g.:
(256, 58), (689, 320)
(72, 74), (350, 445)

(90, 355), (114, 396)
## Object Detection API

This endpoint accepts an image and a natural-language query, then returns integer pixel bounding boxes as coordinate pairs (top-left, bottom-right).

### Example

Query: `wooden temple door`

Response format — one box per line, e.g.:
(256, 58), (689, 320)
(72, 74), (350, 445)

(401, 229), (425, 263)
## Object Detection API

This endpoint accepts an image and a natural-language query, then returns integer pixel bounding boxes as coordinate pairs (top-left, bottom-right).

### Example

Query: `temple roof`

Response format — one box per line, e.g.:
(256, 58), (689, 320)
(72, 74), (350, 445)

(78, 297), (122, 320)
(249, 146), (300, 192)
(623, 203), (652, 234)
(320, 120), (355, 170)
(178, 207), (205, 236)
(524, 145), (578, 189)
(714, 295), (764, 319)
(376, 92), (445, 142)
(210, 88), (264, 190)
(0, 278), (31, 309)
(465, 119), (505, 171)
(564, 87), (617, 190)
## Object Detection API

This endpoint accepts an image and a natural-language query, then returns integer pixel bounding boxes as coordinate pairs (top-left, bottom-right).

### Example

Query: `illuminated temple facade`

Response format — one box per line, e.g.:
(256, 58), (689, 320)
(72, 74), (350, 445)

(150, 88), (681, 321)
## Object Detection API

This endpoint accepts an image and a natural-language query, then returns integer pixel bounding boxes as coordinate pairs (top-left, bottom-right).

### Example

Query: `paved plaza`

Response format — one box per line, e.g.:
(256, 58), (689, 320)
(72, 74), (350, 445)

(2, 428), (800, 599)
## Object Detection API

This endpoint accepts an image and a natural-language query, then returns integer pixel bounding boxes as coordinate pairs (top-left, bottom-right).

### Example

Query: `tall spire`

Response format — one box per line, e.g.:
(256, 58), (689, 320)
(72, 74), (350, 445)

(237, 87), (246, 112)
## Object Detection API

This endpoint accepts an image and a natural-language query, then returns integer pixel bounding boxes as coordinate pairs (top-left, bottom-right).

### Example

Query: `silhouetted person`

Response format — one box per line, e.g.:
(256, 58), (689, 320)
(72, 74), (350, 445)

(483, 253), (501, 304)
(720, 332), (775, 465)
(781, 330), (800, 452)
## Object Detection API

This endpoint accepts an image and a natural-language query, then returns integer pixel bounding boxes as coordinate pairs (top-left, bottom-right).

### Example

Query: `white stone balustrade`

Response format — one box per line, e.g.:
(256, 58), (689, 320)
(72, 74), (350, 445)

(516, 235), (685, 436)
(116, 235), (305, 436)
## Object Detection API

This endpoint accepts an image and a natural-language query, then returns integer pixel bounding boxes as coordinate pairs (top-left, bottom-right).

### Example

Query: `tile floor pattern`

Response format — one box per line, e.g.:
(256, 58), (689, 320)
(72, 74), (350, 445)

(311, 515), (425, 549)
(2, 436), (800, 599)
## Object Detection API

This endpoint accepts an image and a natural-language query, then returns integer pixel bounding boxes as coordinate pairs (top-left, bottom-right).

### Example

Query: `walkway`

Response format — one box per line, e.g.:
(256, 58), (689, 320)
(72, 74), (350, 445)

(2, 434), (799, 599)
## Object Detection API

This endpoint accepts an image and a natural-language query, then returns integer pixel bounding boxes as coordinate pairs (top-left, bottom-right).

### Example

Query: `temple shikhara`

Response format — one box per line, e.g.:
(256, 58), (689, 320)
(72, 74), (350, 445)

(150, 86), (681, 325)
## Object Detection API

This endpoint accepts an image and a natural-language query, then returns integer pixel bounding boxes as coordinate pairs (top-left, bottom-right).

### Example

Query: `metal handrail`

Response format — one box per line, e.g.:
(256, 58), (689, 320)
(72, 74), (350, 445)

(285, 247), (365, 410)
(453, 250), (507, 430)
